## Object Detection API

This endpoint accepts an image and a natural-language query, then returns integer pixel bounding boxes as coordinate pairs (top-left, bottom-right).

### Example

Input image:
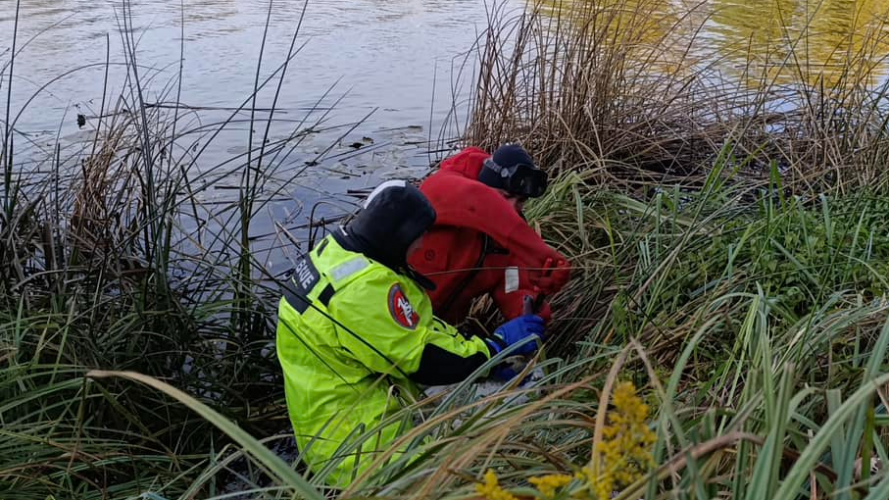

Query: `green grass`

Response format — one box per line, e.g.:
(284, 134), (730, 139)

(5, 139), (889, 499)
(301, 162), (889, 499)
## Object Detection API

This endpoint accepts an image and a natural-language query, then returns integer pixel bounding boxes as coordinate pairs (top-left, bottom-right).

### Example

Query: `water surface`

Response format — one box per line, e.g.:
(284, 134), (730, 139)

(542, 0), (889, 89)
(1, 0), (515, 265)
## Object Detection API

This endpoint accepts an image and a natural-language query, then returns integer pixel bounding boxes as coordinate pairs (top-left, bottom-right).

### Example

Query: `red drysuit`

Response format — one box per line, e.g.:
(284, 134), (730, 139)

(409, 147), (571, 325)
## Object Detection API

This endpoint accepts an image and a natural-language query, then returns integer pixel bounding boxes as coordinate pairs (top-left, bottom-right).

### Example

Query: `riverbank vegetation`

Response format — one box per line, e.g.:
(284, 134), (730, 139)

(4, 0), (889, 499)
(468, 0), (889, 191)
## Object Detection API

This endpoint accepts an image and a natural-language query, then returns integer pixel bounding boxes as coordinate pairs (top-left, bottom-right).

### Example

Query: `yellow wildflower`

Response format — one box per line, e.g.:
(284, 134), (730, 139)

(529, 473), (573, 498)
(598, 382), (657, 490)
(476, 383), (655, 500)
(573, 381), (657, 499)
(476, 469), (519, 500)
(575, 463), (612, 500)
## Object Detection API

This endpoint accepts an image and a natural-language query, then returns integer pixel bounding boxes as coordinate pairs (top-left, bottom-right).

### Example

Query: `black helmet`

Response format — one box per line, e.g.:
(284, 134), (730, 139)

(478, 144), (548, 198)
(341, 180), (436, 274)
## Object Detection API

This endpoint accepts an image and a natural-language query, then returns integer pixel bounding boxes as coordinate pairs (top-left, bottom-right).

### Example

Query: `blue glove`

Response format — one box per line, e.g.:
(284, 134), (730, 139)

(487, 314), (545, 357)
(492, 364), (520, 382)
(492, 362), (538, 384)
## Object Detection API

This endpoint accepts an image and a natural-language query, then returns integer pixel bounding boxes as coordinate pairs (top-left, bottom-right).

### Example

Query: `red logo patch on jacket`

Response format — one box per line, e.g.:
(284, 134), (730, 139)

(388, 283), (419, 329)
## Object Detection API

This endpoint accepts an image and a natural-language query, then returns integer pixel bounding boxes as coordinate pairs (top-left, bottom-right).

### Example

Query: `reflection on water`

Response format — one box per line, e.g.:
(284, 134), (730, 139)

(544, 0), (889, 89)
(711, 0), (889, 88)
(539, 0), (687, 73)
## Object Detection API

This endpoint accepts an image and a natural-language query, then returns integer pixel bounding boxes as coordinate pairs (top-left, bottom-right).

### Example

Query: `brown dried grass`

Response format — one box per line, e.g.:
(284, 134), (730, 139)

(467, 0), (889, 193)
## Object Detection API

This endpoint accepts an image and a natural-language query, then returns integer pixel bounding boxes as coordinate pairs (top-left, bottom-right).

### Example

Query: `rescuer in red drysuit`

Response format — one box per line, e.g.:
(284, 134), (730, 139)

(408, 144), (571, 326)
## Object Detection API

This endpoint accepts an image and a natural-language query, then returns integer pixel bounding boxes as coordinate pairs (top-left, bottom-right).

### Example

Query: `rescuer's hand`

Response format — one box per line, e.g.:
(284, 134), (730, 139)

(487, 314), (545, 357)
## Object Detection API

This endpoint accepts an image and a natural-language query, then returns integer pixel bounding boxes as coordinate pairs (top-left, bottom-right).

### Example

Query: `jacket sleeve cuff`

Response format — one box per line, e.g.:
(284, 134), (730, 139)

(486, 339), (503, 356)
(409, 343), (490, 386)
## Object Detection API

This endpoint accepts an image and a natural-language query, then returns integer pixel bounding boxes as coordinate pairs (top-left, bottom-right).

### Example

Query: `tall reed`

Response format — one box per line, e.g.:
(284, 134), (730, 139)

(466, 0), (889, 192)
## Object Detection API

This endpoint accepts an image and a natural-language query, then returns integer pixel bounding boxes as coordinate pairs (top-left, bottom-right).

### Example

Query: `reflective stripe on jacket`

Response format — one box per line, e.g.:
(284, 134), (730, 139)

(276, 234), (492, 486)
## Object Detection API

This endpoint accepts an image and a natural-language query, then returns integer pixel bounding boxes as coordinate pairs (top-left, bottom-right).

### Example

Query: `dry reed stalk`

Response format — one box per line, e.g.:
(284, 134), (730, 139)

(466, 0), (889, 193)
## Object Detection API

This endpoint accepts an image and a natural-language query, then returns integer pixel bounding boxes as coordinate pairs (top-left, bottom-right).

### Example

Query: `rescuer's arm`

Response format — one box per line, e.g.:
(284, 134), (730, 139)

(329, 267), (494, 386)
(426, 175), (572, 294)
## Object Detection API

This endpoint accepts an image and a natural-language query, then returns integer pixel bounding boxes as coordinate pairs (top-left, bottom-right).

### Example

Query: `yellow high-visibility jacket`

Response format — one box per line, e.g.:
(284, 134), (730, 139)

(276, 233), (492, 486)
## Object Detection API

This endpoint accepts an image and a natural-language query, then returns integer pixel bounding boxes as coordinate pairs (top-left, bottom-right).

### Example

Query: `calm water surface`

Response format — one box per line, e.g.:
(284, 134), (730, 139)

(1, 0), (516, 265)
(544, 0), (889, 88)
(6, 0), (889, 165)
(2, 0), (503, 161)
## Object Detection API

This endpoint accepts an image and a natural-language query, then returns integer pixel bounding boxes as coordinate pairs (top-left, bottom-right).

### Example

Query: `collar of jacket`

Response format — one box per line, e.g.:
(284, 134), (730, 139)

(332, 228), (437, 291)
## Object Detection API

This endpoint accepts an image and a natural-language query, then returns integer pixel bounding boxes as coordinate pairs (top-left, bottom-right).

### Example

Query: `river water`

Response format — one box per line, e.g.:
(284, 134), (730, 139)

(3, 1), (889, 265)
(6, 0), (889, 147)
(2, 0), (501, 146)
(1, 0), (527, 268)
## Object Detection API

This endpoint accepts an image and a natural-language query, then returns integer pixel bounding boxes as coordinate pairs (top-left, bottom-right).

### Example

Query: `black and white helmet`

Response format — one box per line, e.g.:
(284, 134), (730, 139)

(343, 180), (436, 273)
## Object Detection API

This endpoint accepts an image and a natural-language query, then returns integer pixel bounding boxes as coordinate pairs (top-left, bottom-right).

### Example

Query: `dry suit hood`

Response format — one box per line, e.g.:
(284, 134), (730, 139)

(339, 180), (437, 287)
(438, 147), (489, 179)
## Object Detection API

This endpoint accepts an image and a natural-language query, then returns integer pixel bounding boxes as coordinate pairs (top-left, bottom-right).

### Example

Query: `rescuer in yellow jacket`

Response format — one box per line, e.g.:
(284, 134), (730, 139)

(276, 180), (546, 486)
